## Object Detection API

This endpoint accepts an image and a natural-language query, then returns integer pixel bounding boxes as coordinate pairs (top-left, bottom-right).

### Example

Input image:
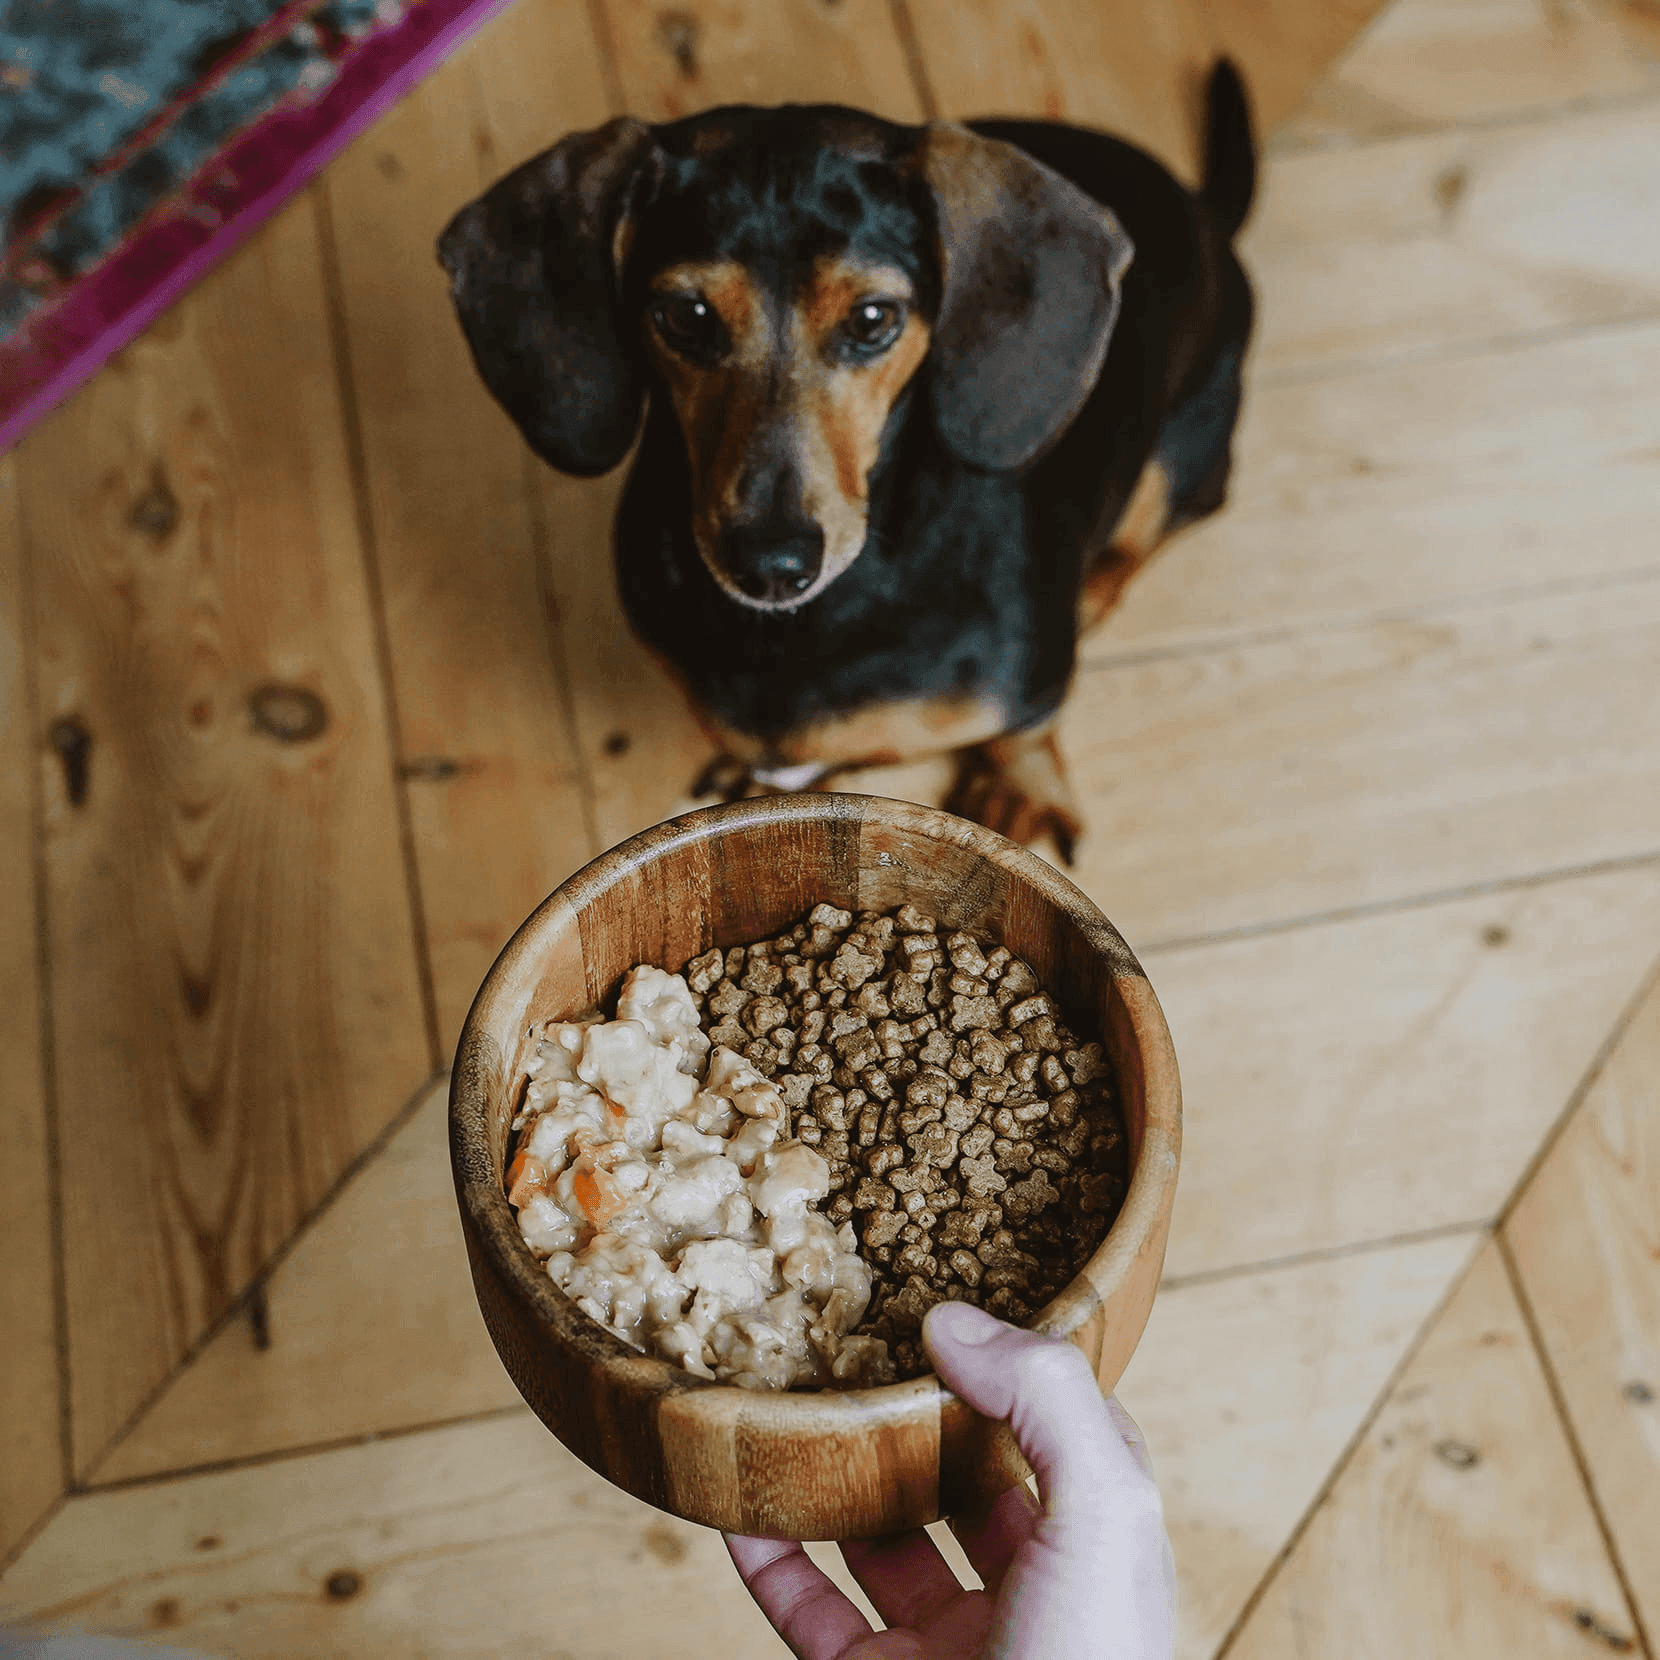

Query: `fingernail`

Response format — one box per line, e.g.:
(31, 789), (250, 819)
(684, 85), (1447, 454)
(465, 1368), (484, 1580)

(924, 1300), (1006, 1346)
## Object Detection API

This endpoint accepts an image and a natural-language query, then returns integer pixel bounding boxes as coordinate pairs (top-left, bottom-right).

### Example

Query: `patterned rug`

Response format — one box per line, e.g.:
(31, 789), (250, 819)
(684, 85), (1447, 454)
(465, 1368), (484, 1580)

(0, 0), (511, 451)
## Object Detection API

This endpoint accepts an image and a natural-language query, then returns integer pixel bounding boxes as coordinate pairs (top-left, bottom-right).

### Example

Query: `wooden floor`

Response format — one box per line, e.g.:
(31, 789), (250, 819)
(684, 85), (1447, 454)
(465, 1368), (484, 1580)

(4, 0), (1660, 1652)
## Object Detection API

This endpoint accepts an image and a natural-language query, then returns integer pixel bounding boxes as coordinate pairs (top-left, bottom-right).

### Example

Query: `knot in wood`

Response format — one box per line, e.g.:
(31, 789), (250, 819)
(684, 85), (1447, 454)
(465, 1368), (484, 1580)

(248, 683), (328, 743)
(1432, 1439), (1480, 1470)
(129, 471), (179, 539)
(657, 8), (700, 79)
(49, 715), (92, 805)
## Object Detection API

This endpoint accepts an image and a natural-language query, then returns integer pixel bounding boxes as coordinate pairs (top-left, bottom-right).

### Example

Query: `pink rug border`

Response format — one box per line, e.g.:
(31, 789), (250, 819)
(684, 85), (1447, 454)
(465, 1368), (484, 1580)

(0, 0), (516, 455)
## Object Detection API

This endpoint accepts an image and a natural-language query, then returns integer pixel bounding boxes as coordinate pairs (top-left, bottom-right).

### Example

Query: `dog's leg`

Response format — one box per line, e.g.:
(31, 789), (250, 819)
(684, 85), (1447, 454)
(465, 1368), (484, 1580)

(947, 728), (1083, 865)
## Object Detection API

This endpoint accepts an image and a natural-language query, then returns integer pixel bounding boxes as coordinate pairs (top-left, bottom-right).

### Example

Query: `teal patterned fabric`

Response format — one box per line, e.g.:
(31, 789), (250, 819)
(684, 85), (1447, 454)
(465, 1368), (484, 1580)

(0, 0), (386, 333)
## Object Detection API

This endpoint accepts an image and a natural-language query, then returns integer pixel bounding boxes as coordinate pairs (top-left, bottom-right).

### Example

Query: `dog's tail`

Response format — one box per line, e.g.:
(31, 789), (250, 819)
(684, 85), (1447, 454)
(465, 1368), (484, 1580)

(1201, 58), (1256, 239)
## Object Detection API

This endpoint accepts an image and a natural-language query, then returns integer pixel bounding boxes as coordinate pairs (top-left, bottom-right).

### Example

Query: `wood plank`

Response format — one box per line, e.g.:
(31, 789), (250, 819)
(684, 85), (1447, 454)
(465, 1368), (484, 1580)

(1205, 0), (1394, 135)
(1096, 320), (1660, 656)
(0, 1412), (791, 1659)
(93, 1078), (520, 1486)
(1226, 1240), (1641, 1659)
(1506, 956), (1660, 1642)
(902, 0), (1220, 178)
(1062, 571), (1660, 946)
(318, 17), (605, 1045)
(0, 455), (62, 1566)
(1153, 862), (1660, 1280)
(602, 0), (924, 124)
(1274, 0), (1660, 150)
(1244, 97), (1660, 377)
(1118, 1232), (1480, 1660)
(14, 192), (432, 1477)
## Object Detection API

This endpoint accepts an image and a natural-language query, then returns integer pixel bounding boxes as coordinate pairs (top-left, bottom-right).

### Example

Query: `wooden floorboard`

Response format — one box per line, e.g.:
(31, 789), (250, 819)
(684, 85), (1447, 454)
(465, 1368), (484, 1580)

(1118, 1231), (1482, 1660)
(0, 455), (61, 1566)
(603, 0), (924, 123)
(1243, 95), (1660, 378)
(1064, 572), (1660, 946)
(1202, 0), (1396, 135)
(1224, 1241), (1645, 1659)
(10, 192), (433, 1477)
(1274, 0), (1660, 150)
(1506, 958), (1660, 1647)
(90, 1078), (520, 1487)
(316, 22), (604, 1045)
(902, 0), (1221, 176)
(1152, 861), (1660, 1279)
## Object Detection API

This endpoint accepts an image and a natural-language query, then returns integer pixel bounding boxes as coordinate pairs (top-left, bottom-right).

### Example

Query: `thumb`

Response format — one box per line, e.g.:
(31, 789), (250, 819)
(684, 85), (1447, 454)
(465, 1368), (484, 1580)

(923, 1300), (1145, 1513)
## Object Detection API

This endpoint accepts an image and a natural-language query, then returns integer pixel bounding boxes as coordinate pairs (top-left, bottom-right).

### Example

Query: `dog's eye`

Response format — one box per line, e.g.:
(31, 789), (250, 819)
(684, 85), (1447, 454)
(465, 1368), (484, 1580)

(650, 294), (728, 363)
(844, 300), (905, 357)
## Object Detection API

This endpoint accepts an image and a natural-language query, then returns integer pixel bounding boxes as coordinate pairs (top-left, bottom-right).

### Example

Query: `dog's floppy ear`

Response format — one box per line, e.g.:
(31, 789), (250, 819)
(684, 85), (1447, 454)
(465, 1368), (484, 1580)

(437, 117), (654, 477)
(919, 125), (1134, 473)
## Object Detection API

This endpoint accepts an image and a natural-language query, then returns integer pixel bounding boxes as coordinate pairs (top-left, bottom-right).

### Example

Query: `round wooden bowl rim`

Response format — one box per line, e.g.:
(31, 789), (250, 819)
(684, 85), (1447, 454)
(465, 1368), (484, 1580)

(451, 792), (1181, 1424)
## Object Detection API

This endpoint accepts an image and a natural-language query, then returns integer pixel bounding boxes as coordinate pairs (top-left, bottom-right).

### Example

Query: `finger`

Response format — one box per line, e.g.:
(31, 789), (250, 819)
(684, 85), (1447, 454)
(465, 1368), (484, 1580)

(725, 1534), (876, 1660)
(922, 1301), (1147, 1518)
(946, 1477), (1041, 1595)
(839, 1527), (965, 1632)
(1106, 1395), (1156, 1482)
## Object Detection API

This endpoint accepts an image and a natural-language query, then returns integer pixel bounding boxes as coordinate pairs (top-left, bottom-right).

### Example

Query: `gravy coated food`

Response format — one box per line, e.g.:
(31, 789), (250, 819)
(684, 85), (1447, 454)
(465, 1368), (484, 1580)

(508, 965), (892, 1388)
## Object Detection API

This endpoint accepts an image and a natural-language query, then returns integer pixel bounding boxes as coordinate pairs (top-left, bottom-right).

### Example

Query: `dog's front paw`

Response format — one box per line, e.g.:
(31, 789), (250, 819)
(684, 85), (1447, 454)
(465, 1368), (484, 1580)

(691, 753), (757, 803)
(947, 731), (1083, 865)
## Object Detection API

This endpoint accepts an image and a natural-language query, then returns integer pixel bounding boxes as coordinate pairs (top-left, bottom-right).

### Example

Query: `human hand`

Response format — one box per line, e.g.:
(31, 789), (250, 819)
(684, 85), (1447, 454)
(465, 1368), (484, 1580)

(726, 1301), (1175, 1659)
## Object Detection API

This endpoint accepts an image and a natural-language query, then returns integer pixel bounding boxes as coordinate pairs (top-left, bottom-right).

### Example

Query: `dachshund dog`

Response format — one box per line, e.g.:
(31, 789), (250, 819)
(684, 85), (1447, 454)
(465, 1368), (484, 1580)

(439, 63), (1256, 860)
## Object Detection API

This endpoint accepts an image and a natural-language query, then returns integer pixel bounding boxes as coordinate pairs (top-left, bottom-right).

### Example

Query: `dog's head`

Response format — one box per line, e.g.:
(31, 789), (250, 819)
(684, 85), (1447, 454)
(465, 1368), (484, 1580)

(439, 106), (1132, 611)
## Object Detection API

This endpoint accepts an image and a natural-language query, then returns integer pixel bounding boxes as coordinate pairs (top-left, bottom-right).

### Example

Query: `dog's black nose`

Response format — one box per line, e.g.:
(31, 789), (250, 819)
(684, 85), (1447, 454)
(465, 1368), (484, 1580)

(723, 523), (825, 604)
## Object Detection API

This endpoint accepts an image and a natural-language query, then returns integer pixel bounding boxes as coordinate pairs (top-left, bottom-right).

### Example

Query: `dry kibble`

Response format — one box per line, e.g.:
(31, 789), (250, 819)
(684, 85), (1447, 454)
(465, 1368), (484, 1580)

(744, 995), (789, 1037)
(672, 898), (1127, 1382)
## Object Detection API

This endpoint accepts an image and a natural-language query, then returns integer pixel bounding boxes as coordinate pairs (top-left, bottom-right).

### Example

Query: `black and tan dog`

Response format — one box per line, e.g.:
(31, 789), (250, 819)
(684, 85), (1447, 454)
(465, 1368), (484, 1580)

(439, 64), (1256, 859)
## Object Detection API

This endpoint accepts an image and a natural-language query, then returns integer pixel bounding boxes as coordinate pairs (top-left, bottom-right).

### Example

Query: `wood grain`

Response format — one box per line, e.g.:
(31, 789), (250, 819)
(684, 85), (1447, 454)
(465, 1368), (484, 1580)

(14, 193), (432, 1476)
(451, 794), (1180, 1537)
(902, 0), (1220, 178)
(1506, 956), (1660, 1642)
(1226, 1241), (1642, 1659)
(1274, 0), (1660, 150)
(91, 1076), (521, 1486)
(0, 455), (62, 1566)
(1095, 320), (1660, 658)
(0, 1411), (791, 1659)
(1118, 1231), (1480, 1660)
(1154, 862), (1660, 1280)
(1064, 571), (1660, 946)
(318, 19), (604, 1044)
(602, 0), (924, 124)
(1244, 98), (1660, 378)
(1204, 0), (1395, 134)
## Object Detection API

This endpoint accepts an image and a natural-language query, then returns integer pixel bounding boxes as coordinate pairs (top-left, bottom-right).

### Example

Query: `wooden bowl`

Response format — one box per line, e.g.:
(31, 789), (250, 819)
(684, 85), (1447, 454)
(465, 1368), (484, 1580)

(450, 794), (1180, 1539)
